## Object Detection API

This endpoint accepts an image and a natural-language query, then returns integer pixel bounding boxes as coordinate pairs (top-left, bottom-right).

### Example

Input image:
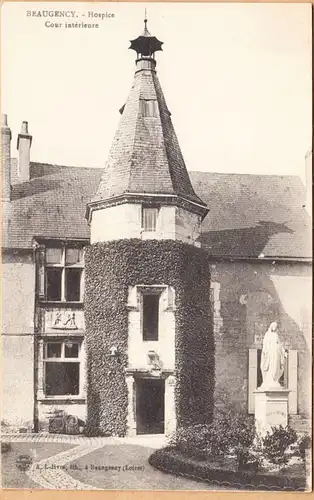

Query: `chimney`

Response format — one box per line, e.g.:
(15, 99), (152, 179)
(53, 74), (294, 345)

(1, 114), (12, 201)
(17, 120), (32, 182)
(1, 114), (12, 246)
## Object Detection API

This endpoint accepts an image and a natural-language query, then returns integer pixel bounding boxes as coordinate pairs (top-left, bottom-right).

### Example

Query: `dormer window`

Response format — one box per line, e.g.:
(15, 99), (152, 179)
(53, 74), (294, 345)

(142, 207), (158, 232)
(140, 99), (158, 117)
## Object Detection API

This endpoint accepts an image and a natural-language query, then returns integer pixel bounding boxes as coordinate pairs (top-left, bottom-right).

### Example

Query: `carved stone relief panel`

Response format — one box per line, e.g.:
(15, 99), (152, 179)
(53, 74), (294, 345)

(43, 308), (85, 333)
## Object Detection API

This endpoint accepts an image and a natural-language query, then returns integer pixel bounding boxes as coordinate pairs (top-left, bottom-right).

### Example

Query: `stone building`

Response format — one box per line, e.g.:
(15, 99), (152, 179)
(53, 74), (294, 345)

(1, 21), (312, 436)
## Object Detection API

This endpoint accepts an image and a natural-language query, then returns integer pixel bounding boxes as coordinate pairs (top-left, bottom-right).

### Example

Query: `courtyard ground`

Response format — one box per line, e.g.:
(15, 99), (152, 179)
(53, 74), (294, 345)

(66, 442), (224, 490)
(1, 435), (225, 490)
(1, 441), (75, 489)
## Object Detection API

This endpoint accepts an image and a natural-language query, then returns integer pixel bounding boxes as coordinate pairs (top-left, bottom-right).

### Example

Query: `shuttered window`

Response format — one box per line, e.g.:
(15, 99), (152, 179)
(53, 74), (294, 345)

(288, 350), (298, 414)
(248, 349), (258, 414)
(248, 348), (298, 414)
(142, 207), (158, 232)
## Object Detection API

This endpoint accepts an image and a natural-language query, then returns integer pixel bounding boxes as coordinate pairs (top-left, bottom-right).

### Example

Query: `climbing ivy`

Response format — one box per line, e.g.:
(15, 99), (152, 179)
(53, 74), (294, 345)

(84, 239), (214, 436)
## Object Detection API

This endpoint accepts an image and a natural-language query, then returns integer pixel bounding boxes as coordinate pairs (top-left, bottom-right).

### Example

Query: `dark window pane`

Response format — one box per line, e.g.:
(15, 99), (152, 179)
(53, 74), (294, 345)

(45, 343), (62, 358)
(65, 269), (81, 301)
(64, 342), (79, 358)
(65, 248), (83, 265)
(46, 248), (62, 264)
(143, 294), (159, 341)
(45, 362), (79, 396)
(46, 268), (62, 301)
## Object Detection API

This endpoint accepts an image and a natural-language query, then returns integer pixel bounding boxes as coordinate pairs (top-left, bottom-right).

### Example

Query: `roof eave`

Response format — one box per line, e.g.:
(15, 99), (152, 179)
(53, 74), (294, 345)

(86, 192), (209, 224)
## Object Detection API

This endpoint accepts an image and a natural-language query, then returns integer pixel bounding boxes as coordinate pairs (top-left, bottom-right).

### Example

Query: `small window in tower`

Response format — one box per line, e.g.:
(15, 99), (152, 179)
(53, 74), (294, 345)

(142, 207), (158, 232)
(143, 294), (159, 341)
(140, 99), (158, 117)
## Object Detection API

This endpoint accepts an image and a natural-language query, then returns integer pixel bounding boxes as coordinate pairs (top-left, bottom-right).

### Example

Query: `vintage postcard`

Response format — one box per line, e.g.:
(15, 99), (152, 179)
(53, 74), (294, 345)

(1, 1), (312, 492)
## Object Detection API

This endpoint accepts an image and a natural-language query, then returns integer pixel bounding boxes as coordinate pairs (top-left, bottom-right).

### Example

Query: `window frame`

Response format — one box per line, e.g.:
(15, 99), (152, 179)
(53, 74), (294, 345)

(43, 339), (83, 398)
(45, 246), (84, 303)
(141, 206), (159, 232)
(140, 99), (158, 117)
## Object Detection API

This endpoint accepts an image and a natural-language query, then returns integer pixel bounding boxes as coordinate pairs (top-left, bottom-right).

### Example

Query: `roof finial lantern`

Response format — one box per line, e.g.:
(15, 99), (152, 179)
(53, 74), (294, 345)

(129, 15), (163, 62)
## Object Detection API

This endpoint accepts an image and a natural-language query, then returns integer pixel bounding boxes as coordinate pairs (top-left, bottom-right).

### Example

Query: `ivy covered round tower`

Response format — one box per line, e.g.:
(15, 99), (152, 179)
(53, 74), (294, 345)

(85, 19), (214, 437)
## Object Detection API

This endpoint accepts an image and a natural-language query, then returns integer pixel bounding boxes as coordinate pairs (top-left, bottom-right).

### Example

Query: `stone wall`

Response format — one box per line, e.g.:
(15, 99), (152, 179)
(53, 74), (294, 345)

(90, 203), (201, 246)
(1, 251), (35, 427)
(210, 260), (312, 418)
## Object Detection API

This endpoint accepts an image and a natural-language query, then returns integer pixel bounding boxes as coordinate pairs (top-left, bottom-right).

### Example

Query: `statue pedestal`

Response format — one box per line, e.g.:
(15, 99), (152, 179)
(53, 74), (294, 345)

(254, 388), (289, 437)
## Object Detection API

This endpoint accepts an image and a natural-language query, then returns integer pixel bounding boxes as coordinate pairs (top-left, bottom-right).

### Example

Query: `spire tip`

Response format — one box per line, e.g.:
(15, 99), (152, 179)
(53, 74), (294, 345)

(144, 7), (148, 30)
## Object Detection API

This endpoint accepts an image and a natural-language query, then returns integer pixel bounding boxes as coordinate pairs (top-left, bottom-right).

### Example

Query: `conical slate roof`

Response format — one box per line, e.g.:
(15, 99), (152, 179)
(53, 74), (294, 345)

(90, 27), (207, 212)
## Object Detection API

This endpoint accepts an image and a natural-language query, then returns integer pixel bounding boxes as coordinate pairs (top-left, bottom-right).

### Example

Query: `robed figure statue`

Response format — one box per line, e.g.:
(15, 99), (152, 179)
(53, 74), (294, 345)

(260, 321), (286, 389)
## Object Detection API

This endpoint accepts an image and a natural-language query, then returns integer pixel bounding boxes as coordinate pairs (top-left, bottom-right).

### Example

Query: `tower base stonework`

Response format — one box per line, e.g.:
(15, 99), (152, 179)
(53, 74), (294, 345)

(254, 388), (290, 436)
(84, 239), (214, 436)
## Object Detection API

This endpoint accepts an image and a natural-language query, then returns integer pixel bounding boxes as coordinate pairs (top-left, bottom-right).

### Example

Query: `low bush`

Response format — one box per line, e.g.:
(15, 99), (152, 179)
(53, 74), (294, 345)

(169, 411), (310, 474)
(170, 410), (260, 470)
(149, 447), (306, 490)
(216, 409), (260, 471)
(169, 424), (209, 459)
(168, 423), (229, 461)
(261, 425), (298, 468)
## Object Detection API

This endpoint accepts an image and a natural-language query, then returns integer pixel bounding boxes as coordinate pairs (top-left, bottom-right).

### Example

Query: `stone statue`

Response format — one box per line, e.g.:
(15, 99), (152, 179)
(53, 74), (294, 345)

(260, 321), (286, 389)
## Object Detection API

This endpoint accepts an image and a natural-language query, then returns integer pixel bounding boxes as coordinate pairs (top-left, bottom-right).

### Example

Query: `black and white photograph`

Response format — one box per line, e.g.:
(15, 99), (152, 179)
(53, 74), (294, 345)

(1, 1), (312, 491)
